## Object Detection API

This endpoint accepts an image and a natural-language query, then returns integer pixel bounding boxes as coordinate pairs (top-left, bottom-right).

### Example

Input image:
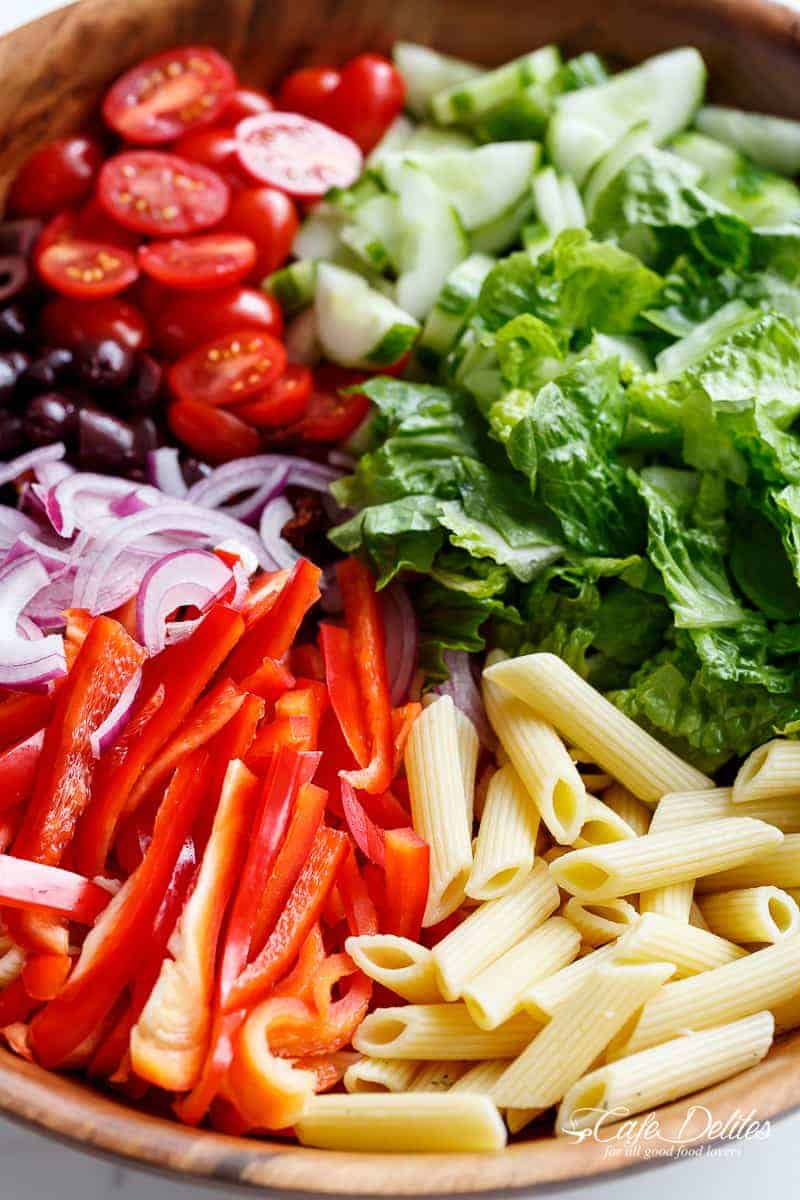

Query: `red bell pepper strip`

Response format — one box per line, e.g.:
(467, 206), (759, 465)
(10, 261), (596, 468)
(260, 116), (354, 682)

(246, 715), (312, 769)
(0, 730), (44, 813)
(319, 624), (370, 767)
(340, 778), (385, 867)
(30, 749), (209, 1069)
(0, 694), (53, 755)
(22, 952), (72, 1002)
(242, 568), (291, 625)
(365, 787), (410, 828)
(275, 681), (328, 739)
(239, 657), (295, 701)
(337, 558), (393, 795)
(337, 844), (379, 936)
(384, 827), (430, 941)
(74, 604), (244, 877)
(392, 701), (422, 771)
(0, 977), (36, 1028)
(223, 826), (348, 1013)
(0, 805), (23, 854)
(190, 692), (265, 859)
(226, 558), (320, 682)
(0, 856), (111, 923)
(109, 594), (138, 639)
(290, 643), (325, 681)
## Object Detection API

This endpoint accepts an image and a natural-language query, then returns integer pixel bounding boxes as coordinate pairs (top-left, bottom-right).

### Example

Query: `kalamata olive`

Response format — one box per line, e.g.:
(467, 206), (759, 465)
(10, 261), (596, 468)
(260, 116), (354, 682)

(0, 219), (43, 259)
(0, 256), (28, 305)
(73, 337), (135, 390)
(23, 347), (74, 393)
(0, 349), (30, 404)
(23, 391), (79, 446)
(130, 415), (160, 462)
(77, 405), (137, 471)
(0, 304), (30, 343)
(123, 353), (162, 414)
(180, 455), (207, 485)
(0, 410), (25, 457)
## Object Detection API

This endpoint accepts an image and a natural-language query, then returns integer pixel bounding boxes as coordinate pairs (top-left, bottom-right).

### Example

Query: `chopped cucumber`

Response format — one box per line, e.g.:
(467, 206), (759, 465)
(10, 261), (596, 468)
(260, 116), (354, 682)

(560, 176), (586, 228)
(670, 130), (737, 178)
(474, 83), (551, 142)
(584, 123), (654, 219)
(264, 259), (317, 314)
(292, 209), (344, 260)
(671, 130), (800, 227)
(393, 42), (481, 118)
(471, 188), (537, 254)
(556, 51), (610, 92)
(340, 194), (403, 276)
(315, 263), (420, 368)
(522, 219), (552, 259)
(323, 174), (385, 216)
(366, 114), (415, 169)
(532, 167), (586, 244)
(383, 142), (539, 231)
(549, 47), (706, 184)
(285, 307), (321, 366)
(431, 46), (561, 125)
(391, 163), (469, 319)
(417, 253), (496, 368)
(405, 124), (477, 153)
(696, 105), (800, 176)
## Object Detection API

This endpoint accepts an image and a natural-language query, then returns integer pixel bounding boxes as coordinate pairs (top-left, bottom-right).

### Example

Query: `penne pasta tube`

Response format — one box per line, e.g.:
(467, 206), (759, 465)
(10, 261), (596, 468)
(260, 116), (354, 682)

(551, 819), (783, 901)
(697, 887), (800, 945)
(406, 695), (473, 926)
(344, 1058), (419, 1095)
(557, 1011), (774, 1135)
(453, 707), (480, 827)
(648, 786), (800, 834)
(574, 795), (640, 848)
(345, 935), (441, 1004)
(521, 940), (620, 1021)
(353, 1004), (540, 1061)
(493, 961), (674, 1109)
(409, 1061), (469, 1091)
(433, 861), (560, 1001)
(295, 1092), (508, 1153)
(483, 672), (587, 844)
(563, 898), (639, 947)
(639, 881), (694, 923)
(689, 901), (711, 931)
(733, 739), (800, 803)
(483, 653), (713, 802)
(617, 912), (746, 977)
(449, 1060), (509, 1094)
(463, 917), (581, 1030)
(695, 834), (800, 893)
(467, 764), (539, 901)
(506, 1108), (544, 1134)
(772, 991), (800, 1034)
(611, 935), (800, 1058)
(602, 784), (651, 837)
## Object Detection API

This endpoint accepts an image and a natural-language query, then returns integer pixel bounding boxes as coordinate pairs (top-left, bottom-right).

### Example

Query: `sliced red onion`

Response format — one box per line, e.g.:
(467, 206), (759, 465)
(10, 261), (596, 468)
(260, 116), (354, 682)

(0, 507), (40, 548)
(436, 649), (496, 749)
(327, 449), (357, 471)
(44, 473), (161, 538)
(147, 448), (188, 499)
(259, 496), (300, 569)
(186, 454), (342, 516)
(34, 460), (74, 488)
(16, 614), (43, 640)
(0, 444), (65, 490)
(0, 554), (66, 689)
(110, 489), (156, 518)
(90, 667), (142, 759)
(4, 533), (72, 572)
(320, 564), (343, 614)
(135, 549), (235, 654)
(379, 584), (417, 706)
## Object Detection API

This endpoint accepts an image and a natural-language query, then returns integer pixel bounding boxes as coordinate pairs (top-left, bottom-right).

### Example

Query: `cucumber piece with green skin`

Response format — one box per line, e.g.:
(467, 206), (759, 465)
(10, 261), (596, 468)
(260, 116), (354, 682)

(292, 209), (343, 260)
(285, 307), (321, 366)
(584, 123), (654, 219)
(417, 253), (496, 368)
(339, 194), (403, 276)
(264, 259), (317, 315)
(556, 51), (610, 92)
(391, 164), (470, 320)
(671, 131), (800, 227)
(431, 46), (562, 125)
(315, 263), (420, 368)
(532, 167), (587, 237)
(549, 47), (706, 184)
(474, 84), (551, 142)
(696, 105), (800, 176)
(404, 124), (477, 153)
(323, 174), (385, 216)
(392, 42), (481, 118)
(367, 114), (416, 169)
(471, 189), (537, 254)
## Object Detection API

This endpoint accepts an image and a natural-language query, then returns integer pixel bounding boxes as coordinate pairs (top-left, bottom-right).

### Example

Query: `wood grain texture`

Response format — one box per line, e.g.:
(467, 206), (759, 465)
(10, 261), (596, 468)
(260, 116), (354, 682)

(2, 0), (800, 1190)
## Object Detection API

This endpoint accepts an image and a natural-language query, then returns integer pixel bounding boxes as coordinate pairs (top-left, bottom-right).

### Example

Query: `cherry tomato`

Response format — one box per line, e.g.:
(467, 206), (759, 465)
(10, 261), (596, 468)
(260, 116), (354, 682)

(169, 399), (260, 462)
(8, 136), (102, 218)
(219, 186), (298, 279)
(286, 364), (370, 442)
(138, 233), (256, 290)
(102, 45), (237, 145)
(37, 234), (139, 299)
(168, 328), (287, 407)
(325, 54), (405, 153)
(234, 112), (362, 200)
(234, 363), (312, 427)
(132, 274), (173, 321)
(219, 87), (274, 125)
(41, 296), (150, 350)
(277, 66), (341, 121)
(97, 151), (230, 236)
(76, 196), (140, 249)
(171, 127), (247, 189)
(157, 285), (283, 357)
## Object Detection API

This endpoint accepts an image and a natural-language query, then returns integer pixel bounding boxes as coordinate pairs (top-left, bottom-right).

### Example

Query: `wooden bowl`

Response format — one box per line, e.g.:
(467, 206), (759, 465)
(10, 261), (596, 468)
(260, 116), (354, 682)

(2, 0), (800, 1190)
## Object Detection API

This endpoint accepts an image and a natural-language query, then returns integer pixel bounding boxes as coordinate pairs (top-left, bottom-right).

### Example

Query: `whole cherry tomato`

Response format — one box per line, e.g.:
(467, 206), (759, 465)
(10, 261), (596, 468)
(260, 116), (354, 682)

(40, 296), (150, 350)
(168, 328), (286, 407)
(156, 285), (283, 357)
(218, 87), (274, 125)
(276, 66), (341, 121)
(8, 137), (103, 217)
(169, 399), (260, 462)
(219, 186), (299, 279)
(234, 364), (312, 427)
(324, 54), (405, 153)
(172, 128), (246, 190)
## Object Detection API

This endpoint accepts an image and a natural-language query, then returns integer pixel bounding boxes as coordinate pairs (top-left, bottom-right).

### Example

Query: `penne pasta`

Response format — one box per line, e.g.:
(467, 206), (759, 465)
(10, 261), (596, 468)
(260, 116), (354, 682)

(463, 917), (581, 1029)
(521, 940), (620, 1022)
(353, 1004), (540, 1061)
(295, 1093), (508, 1153)
(689, 901), (711, 931)
(449, 1060), (509, 1094)
(467, 764), (539, 900)
(695, 834), (800, 893)
(697, 887), (800, 945)
(733, 739), (800, 803)
(408, 1061), (469, 1091)
(344, 1058), (420, 1095)
(345, 935), (441, 1004)
(493, 961), (674, 1109)
(574, 794), (640, 848)
(611, 935), (800, 1058)
(563, 898), (639, 947)
(453, 707), (480, 828)
(433, 860), (560, 1001)
(617, 912), (746, 977)
(483, 653), (713, 802)
(405, 695), (473, 926)
(647, 786), (800, 834)
(483, 670), (587, 844)
(557, 1011), (774, 1135)
(551, 819), (783, 901)
(602, 784), (651, 837)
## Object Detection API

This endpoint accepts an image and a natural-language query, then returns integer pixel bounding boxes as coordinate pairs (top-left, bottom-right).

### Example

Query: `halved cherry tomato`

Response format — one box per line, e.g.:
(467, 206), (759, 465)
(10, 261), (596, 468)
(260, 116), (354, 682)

(8, 137), (102, 218)
(169, 399), (260, 462)
(102, 46), (237, 145)
(97, 151), (230, 236)
(234, 113), (362, 200)
(132, 275), (173, 322)
(277, 67), (341, 121)
(218, 87), (274, 125)
(157, 286), (283, 357)
(37, 227), (138, 299)
(285, 365), (370, 443)
(219, 186), (298, 279)
(40, 296), (150, 350)
(76, 196), (140, 249)
(172, 128), (245, 190)
(138, 234), (256, 291)
(168, 328), (286, 407)
(325, 54), (405, 153)
(234, 364), (312, 427)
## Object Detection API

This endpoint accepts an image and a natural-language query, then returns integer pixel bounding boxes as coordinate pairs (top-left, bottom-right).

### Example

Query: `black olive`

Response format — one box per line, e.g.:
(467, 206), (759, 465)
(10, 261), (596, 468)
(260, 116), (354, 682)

(0, 219), (43, 259)
(22, 346), (74, 393)
(123, 353), (163, 414)
(0, 410), (25, 457)
(0, 256), (29, 305)
(77, 405), (137, 472)
(131, 415), (160, 463)
(73, 337), (135, 391)
(0, 349), (30, 405)
(23, 391), (79, 446)
(0, 304), (30, 344)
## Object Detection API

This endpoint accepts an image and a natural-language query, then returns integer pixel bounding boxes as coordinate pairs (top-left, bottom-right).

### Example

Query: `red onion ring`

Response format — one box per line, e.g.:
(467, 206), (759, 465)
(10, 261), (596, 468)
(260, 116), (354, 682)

(0, 554), (66, 689)
(135, 548), (236, 654)
(379, 584), (418, 706)
(0, 444), (65, 490)
(146, 448), (188, 499)
(259, 496), (300, 569)
(435, 649), (496, 749)
(90, 667), (142, 759)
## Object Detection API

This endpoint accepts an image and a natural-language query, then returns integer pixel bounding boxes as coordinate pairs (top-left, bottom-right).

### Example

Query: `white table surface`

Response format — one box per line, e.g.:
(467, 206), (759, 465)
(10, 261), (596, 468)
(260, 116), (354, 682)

(2, 1), (800, 1196)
